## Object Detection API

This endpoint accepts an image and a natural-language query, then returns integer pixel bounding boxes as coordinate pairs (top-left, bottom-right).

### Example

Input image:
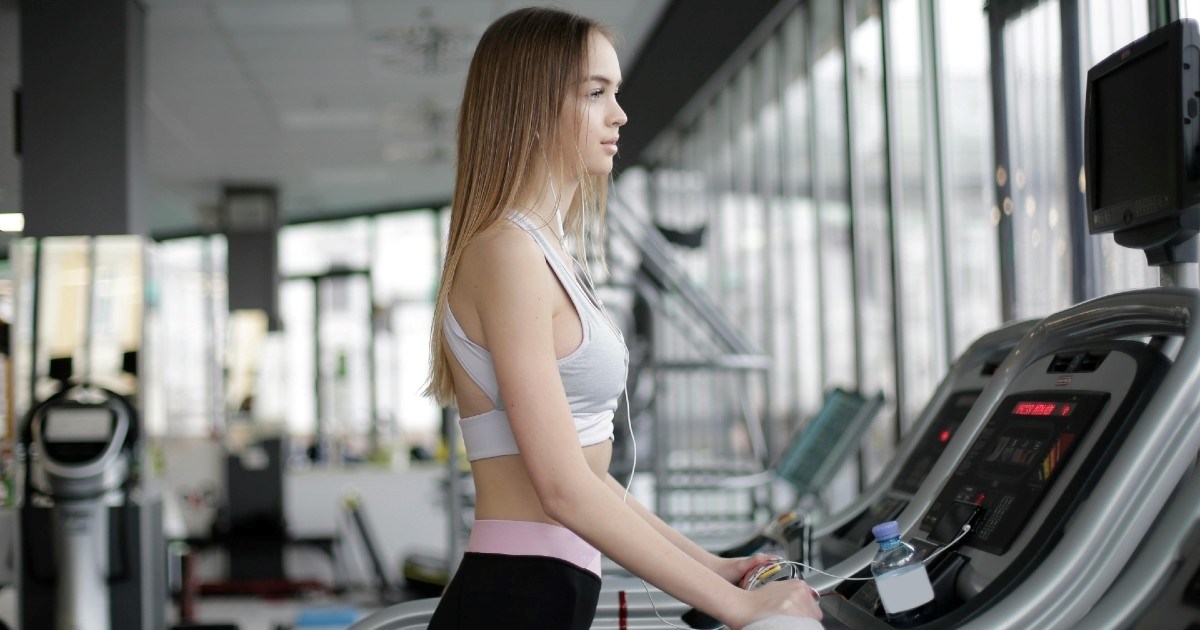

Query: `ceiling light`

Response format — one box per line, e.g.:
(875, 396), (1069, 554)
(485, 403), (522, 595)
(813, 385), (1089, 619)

(0, 214), (24, 232)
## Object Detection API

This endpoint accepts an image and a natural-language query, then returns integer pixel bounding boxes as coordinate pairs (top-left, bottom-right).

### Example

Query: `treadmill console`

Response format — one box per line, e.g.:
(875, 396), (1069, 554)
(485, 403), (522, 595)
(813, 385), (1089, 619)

(893, 391), (979, 495)
(41, 406), (119, 464)
(833, 391), (980, 548)
(919, 391), (1109, 556)
(822, 341), (1168, 628)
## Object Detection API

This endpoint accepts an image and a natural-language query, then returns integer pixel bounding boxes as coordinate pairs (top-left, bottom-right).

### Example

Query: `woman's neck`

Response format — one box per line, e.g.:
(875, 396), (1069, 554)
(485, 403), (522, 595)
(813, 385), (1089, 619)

(514, 175), (580, 238)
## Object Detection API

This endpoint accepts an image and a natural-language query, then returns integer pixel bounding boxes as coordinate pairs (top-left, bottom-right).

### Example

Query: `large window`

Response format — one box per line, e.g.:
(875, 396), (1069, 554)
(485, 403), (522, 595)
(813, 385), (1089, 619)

(812, 0), (857, 391)
(938, 0), (1001, 353)
(155, 236), (227, 437)
(641, 0), (1007, 500)
(781, 8), (824, 421)
(274, 213), (443, 461)
(889, 0), (946, 430)
(849, 0), (899, 480)
(1004, 1), (1073, 319)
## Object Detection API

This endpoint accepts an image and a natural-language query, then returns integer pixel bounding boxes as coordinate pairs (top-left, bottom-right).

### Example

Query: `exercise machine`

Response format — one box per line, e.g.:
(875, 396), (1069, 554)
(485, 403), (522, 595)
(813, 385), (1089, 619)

(19, 384), (165, 630)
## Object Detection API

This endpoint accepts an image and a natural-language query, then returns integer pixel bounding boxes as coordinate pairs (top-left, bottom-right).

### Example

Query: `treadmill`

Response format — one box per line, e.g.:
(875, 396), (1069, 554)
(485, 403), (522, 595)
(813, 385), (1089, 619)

(815, 18), (1200, 629)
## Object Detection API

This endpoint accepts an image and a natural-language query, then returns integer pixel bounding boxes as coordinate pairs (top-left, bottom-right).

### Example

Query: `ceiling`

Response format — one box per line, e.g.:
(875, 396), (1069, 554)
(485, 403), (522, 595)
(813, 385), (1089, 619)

(2, 0), (669, 235)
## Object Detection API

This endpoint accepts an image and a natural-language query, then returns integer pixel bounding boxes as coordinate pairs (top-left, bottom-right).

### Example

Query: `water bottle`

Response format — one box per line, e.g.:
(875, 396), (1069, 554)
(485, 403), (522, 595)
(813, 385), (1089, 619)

(870, 521), (935, 626)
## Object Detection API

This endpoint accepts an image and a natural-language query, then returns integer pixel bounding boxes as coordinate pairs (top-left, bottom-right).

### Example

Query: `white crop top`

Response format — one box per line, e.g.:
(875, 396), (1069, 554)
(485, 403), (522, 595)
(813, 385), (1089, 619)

(444, 213), (628, 461)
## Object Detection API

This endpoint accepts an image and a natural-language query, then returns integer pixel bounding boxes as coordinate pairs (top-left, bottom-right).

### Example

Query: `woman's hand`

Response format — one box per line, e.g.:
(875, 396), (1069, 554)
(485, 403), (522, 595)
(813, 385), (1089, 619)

(725, 579), (824, 630)
(711, 553), (780, 586)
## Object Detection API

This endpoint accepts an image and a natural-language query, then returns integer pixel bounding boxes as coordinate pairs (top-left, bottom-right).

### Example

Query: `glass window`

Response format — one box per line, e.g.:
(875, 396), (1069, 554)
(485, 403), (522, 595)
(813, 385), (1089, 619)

(781, 9), (824, 418)
(389, 302), (440, 447)
(812, 0), (857, 390)
(850, 0), (897, 479)
(938, 0), (1002, 354)
(315, 273), (373, 454)
(373, 211), (439, 302)
(155, 236), (227, 437)
(371, 209), (441, 450)
(1184, 1), (1200, 19)
(280, 278), (316, 439)
(1005, 1), (1073, 318)
(758, 39), (795, 423)
(889, 0), (946, 430)
(279, 217), (370, 276)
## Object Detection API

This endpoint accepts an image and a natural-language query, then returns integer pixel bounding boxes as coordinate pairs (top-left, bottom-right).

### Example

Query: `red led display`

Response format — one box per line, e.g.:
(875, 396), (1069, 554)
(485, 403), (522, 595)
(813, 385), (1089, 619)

(1012, 402), (1063, 416)
(938, 429), (952, 443)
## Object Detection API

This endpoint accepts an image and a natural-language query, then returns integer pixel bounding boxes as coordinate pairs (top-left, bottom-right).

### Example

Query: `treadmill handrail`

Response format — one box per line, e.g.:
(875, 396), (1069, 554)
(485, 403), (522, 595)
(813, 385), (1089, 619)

(808, 289), (1200, 612)
(1070, 463), (1200, 629)
(812, 319), (1038, 540)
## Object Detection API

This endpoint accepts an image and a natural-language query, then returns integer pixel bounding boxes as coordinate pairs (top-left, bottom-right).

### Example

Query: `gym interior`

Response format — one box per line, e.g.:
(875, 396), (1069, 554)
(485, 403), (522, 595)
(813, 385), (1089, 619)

(0, 0), (1199, 628)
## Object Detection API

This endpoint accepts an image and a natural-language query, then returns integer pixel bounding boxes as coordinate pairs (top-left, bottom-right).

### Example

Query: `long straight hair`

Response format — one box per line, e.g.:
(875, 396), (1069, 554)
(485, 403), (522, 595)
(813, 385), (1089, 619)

(425, 7), (613, 406)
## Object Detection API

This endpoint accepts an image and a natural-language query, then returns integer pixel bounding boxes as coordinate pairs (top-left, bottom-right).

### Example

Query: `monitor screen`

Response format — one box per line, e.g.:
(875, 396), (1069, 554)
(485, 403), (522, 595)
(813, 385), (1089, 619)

(44, 407), (113, 442)
(1085, 18), (1200, 246)
(1092, 42), (1173, 212)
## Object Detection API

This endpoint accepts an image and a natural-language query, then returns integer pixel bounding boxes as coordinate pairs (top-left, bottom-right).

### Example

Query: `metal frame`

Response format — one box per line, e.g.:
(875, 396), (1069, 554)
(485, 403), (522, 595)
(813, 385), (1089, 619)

(877, 0), (911, 441)
(839, 0), (866, 418)
(925, 0), (955, 366)
(987, 0), (1022, 323)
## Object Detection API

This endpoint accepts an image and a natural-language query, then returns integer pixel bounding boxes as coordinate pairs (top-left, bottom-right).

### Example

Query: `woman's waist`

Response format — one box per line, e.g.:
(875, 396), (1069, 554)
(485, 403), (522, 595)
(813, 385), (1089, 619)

(470, 447), (611, 517)
(467, 518), (602, 577)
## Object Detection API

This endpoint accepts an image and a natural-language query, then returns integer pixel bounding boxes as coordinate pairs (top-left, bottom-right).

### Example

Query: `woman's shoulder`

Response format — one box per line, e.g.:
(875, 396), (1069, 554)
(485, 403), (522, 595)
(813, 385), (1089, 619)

(459, 219), (548, 283)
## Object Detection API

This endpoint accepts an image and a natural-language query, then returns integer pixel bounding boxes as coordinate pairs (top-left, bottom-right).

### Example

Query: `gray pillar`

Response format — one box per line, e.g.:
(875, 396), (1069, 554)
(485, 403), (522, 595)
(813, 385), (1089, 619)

(222, 184), (281, 330)
(20, 0), (146, 237)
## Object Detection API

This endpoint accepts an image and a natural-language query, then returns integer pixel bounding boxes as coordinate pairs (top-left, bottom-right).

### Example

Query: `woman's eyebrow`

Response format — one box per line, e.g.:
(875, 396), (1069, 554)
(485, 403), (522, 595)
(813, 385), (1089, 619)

(588, 75), (623, 88)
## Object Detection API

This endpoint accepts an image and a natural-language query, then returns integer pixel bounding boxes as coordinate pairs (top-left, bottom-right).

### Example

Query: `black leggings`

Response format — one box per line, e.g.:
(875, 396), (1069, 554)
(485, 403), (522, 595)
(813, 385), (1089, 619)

(428, 552), (602, 629)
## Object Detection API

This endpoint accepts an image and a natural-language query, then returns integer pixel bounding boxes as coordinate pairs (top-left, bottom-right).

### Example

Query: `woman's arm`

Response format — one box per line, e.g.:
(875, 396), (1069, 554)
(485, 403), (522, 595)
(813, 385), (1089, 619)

(467, 229), (819, 628)
(602, 474), (765, 584)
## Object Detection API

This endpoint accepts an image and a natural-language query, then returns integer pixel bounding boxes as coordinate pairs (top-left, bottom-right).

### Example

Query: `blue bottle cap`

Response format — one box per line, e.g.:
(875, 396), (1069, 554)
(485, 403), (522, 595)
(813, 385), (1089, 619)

(872, 521), (901, 541)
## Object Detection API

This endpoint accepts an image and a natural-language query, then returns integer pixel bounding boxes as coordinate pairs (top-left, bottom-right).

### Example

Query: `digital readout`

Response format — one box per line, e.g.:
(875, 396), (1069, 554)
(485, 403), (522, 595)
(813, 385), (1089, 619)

(1012, 401), (1075, 416)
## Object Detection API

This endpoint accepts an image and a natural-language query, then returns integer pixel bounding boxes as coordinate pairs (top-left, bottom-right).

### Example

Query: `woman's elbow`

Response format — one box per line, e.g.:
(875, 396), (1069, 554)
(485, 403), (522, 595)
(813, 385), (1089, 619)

(532, 473), (588, 522)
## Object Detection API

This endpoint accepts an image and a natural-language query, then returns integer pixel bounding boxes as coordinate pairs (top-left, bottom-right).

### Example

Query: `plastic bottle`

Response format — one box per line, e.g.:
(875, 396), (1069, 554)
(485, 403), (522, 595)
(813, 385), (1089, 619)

(870, 521), (935, 626)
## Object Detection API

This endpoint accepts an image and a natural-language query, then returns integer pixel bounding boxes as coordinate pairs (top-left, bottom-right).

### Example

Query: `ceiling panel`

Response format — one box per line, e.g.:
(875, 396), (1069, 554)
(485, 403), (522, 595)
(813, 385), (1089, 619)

(212, 1), (354, 34)
(134, 0), (668, 233)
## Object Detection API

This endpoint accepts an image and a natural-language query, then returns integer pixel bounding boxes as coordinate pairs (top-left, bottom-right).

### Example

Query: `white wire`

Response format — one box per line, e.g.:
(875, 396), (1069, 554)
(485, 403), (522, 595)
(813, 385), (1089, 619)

(922, 524), (972, 563)
(623, 388), (635, 503)
(624, 389), (695, 628)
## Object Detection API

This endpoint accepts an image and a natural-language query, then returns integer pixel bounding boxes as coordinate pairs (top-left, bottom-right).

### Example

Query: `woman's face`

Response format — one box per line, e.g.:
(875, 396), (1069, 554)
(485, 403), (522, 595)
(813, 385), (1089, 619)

(560, 31), (627, 176)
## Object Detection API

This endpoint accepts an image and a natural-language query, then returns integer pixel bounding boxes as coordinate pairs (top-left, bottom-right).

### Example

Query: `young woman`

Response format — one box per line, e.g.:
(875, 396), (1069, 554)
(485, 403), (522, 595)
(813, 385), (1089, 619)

(425, 7), (823, 629)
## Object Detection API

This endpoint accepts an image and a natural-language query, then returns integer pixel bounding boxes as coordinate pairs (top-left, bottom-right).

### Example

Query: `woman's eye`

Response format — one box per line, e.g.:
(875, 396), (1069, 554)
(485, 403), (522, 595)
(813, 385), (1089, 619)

(589, 88), (604, 100)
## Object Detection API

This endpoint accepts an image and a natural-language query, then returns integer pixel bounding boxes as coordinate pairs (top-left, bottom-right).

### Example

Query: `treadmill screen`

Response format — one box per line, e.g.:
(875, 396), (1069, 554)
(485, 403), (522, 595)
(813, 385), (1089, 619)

(44, 407), (113, 442)
(919, 391), (1109, 556)
(892, 391), (980, 495)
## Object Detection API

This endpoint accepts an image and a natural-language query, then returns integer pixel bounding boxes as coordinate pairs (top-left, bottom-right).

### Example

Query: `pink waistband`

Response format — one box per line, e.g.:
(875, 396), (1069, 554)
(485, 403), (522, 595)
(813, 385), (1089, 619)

(467, 519), (602, 577)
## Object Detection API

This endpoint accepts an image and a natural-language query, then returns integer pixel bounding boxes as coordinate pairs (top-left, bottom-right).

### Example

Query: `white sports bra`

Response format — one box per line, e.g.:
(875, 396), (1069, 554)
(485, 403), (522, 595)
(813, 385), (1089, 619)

(444, 213), (628, 461)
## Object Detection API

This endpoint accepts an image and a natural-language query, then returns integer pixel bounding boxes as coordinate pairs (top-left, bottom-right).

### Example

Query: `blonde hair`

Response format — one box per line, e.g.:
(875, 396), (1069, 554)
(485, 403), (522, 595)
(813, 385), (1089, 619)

(424, 7), (613, 406)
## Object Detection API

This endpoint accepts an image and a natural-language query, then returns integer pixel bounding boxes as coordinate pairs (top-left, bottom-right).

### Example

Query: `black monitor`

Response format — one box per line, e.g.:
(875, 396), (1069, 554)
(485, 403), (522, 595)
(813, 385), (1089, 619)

(1085, 19), (1200, 264)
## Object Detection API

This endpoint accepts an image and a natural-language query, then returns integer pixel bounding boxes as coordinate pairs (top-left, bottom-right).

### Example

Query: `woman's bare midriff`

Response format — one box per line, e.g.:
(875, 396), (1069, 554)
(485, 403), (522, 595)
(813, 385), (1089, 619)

(469, 441), (612, 525)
